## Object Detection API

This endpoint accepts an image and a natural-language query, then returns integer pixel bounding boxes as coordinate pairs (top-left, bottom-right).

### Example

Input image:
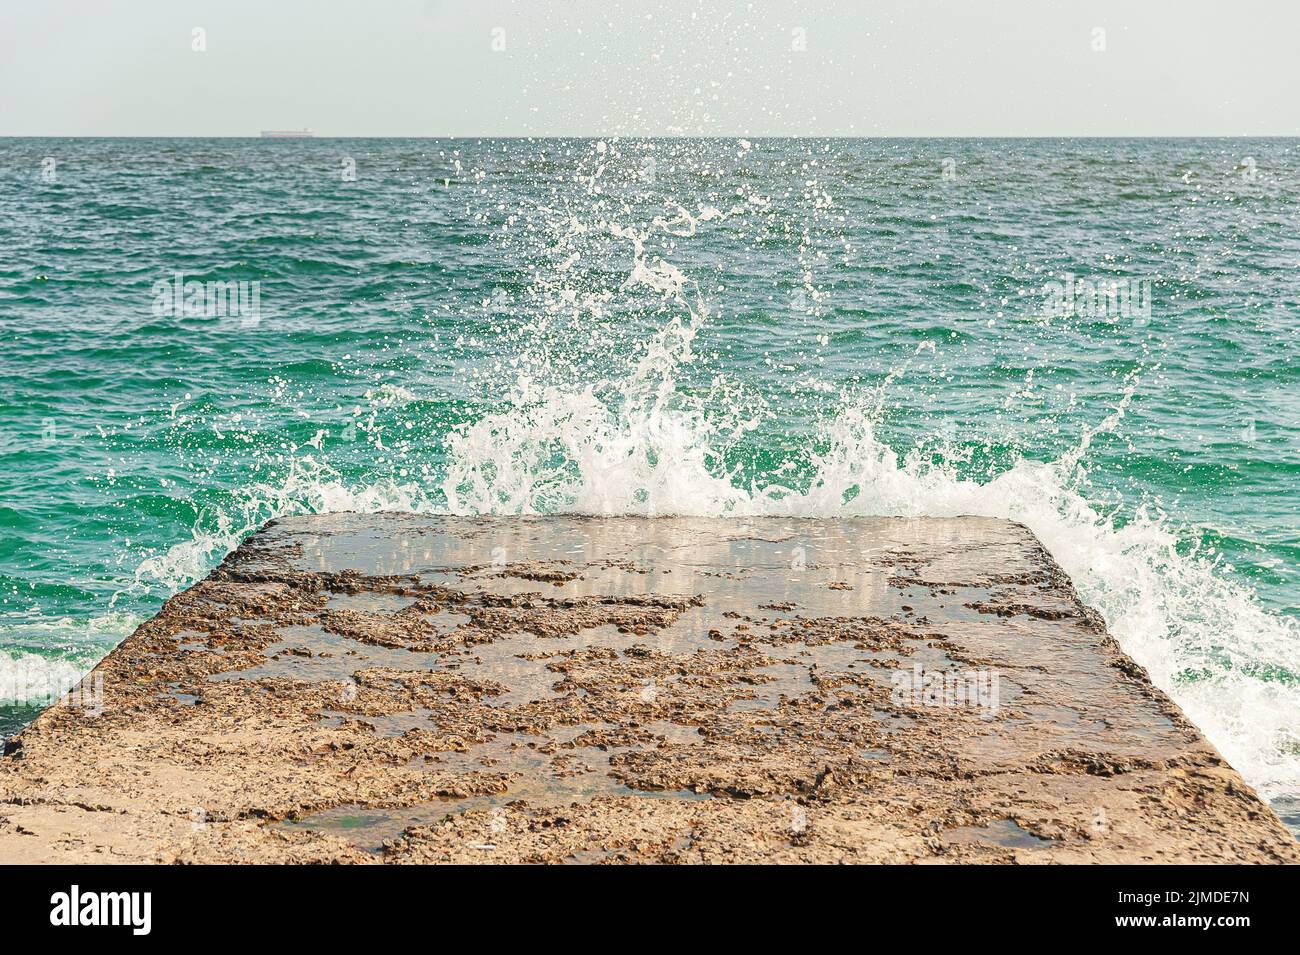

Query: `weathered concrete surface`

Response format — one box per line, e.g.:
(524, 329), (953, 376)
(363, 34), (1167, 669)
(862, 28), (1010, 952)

(0, 513), (1294, 864)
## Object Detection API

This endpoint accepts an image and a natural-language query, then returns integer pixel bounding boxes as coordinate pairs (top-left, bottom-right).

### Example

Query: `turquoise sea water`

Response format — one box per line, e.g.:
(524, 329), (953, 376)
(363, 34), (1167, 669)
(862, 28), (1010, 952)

(1, 138), (1297, 824)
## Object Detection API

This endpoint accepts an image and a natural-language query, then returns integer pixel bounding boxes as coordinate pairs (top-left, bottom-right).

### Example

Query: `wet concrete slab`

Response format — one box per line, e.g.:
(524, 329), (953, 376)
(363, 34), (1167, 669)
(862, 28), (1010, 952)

(0, 513), (1295, 864)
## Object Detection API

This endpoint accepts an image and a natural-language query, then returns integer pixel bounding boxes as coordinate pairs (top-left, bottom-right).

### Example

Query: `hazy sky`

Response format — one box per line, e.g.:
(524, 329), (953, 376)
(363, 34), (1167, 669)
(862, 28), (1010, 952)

(2, 0), (1296, 137)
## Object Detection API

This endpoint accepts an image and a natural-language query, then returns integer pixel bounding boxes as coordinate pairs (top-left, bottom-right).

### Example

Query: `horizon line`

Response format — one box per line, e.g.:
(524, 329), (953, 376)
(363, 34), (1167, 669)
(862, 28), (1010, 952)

(3, 133), (1299, 140)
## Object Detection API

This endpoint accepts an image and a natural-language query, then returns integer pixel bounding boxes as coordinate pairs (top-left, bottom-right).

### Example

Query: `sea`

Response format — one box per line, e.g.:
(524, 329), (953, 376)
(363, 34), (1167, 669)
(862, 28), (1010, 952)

(0, 136), (1296, 829)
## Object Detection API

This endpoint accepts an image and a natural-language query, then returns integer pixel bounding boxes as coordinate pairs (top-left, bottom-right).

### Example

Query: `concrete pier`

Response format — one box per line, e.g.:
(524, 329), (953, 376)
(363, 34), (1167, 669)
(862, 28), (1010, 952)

(1, 513), (1295, 863)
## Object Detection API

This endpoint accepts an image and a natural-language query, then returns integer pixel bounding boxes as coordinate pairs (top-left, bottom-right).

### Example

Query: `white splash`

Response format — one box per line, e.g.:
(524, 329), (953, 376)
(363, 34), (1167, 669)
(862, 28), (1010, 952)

(0, 651), (95, 705)
(127, 456), (432, 595)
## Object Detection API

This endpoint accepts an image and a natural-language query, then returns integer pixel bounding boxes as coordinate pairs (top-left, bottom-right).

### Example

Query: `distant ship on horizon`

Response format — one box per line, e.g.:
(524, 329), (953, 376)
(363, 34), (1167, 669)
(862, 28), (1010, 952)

(260, 129), (314, 139)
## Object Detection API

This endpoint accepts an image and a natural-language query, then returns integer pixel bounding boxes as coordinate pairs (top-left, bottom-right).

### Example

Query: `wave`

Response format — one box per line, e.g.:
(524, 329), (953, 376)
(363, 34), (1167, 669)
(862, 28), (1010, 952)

(126, 458), (435, 596)
(0, 650), (99, 705)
